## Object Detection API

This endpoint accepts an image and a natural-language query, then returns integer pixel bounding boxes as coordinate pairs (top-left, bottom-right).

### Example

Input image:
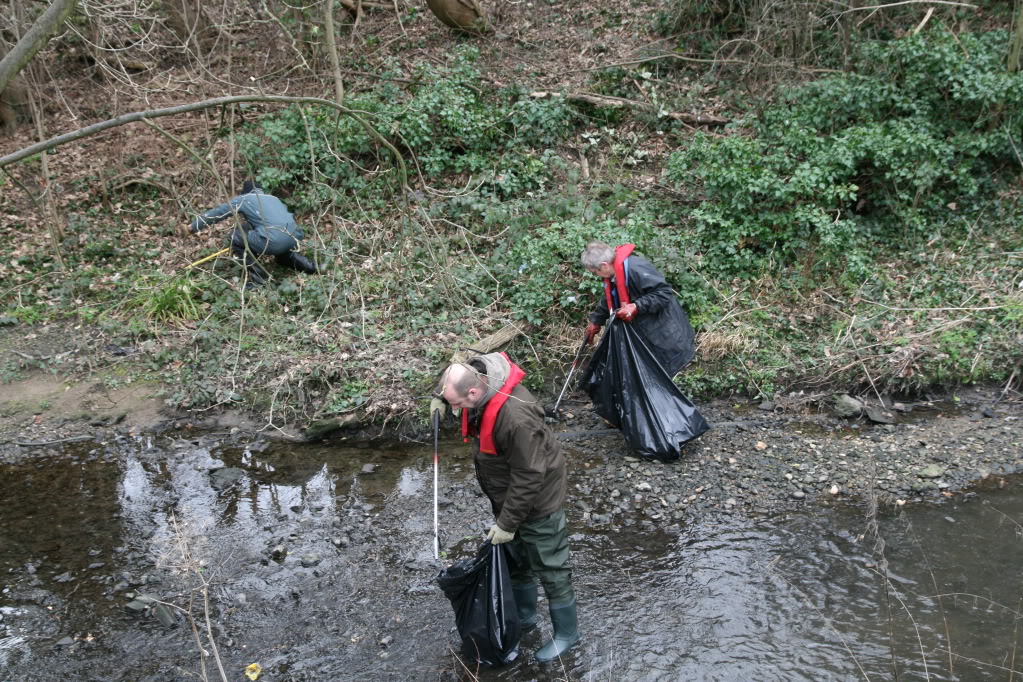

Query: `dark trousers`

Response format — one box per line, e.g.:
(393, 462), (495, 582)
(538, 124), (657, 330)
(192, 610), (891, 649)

(230, 226), (315, 284)
(508, 509), (574, 604)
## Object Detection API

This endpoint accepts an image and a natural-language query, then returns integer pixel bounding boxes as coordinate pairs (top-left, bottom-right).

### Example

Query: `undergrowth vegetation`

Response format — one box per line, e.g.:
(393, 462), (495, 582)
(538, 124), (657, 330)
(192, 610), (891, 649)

(237, 49), (580, 211)
(669, 29), (1023, 280)
(1, 11), (1021, 429)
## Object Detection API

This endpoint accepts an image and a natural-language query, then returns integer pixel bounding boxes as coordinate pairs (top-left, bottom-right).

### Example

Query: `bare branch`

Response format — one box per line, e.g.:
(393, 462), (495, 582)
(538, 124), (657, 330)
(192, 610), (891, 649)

(1010, 1), (1023, 73)
(0, 94), (408, 190)
(839, 0), (978, 15)
(322, 0), (345, 104)
(912, 7), (936, 34)
(549, 52), (843, 78)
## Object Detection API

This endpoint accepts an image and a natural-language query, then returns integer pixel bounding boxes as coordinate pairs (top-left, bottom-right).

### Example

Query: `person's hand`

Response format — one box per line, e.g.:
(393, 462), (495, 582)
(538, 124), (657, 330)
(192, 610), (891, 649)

(615, 303), (638, 322)
(177, 223), (193, 238)
(585, 322), (601, 345)
(429, 397), (445, 421)
(486, 524), (515, 544)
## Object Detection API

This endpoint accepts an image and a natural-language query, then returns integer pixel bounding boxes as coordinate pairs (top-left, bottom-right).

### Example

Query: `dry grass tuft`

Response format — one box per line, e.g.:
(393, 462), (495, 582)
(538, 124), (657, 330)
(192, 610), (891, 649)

(697, 329), (757, 361)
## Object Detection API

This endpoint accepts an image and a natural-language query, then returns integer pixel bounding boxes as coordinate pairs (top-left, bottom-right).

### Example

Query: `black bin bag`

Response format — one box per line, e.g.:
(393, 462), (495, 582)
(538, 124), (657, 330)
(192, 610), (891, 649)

(582, 318), (709, 460)
(437, 541), (520, 666)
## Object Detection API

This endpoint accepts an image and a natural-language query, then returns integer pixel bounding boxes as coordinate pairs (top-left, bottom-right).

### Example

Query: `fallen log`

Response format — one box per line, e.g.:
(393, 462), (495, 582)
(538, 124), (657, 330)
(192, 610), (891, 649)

(448, 323), (528, 365)
(338, 0), (393, 10)
(529, 91), (729, 126)
(304, 411), (362, 441)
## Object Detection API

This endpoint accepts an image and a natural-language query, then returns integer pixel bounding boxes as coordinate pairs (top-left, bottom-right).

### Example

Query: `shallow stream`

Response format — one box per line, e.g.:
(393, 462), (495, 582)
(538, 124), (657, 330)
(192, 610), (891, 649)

(1, 432), (1021, 681)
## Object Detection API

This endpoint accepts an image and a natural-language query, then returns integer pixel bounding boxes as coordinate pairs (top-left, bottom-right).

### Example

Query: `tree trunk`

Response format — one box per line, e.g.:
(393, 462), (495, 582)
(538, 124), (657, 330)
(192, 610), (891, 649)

(0, 0), (77, 95)
(1009, 0), (1023, 73)
(0, 76), (29, 135)
(25, 80), (66, 268)
(838, 0), (860, 71)
(322, 0), (345, 104)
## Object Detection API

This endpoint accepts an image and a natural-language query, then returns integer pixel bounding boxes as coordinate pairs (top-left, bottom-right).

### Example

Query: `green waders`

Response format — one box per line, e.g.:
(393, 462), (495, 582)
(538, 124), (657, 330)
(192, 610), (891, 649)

(507, 509), (580, 661)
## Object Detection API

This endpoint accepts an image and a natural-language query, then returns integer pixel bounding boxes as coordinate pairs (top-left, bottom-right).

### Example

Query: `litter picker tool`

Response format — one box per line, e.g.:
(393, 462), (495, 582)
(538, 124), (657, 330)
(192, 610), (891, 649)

(187, 245), (231, 265)
(432, 407), (441, 559)
(551, 332), (590, 415)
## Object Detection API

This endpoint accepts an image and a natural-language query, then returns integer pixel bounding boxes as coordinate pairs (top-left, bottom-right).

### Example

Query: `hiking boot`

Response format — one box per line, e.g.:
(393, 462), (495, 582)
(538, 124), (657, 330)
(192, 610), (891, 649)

(276, 251), (319, 274)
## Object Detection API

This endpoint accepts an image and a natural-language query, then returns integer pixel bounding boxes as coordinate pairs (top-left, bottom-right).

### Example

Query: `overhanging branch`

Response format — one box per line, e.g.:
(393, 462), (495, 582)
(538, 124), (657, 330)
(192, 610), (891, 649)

(0, 94), (408, 188)
(838, 0), (978, 14)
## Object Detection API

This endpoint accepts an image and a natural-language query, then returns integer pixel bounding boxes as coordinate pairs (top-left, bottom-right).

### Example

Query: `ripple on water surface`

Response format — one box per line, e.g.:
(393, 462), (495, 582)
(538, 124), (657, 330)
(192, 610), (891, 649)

(1, 441), (1022, 681)
(487, 492), (1023, 681)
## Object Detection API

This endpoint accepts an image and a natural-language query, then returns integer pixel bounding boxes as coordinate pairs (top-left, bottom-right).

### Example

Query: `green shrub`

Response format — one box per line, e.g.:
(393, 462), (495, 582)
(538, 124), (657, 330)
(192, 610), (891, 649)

(236, 49), (582, 211)
(668, 29), (1023, 278)
(129, 275), (206, 324)
(494, 207), (676, 324)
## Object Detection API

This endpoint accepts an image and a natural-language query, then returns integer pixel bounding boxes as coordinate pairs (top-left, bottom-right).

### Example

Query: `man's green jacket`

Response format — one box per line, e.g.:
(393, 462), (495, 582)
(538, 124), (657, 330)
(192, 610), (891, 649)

(470, 383), (567, 534)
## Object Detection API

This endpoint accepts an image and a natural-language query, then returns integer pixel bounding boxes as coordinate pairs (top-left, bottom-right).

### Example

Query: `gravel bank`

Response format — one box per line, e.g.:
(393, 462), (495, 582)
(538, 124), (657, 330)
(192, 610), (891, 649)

(552, 391), (1022, 529)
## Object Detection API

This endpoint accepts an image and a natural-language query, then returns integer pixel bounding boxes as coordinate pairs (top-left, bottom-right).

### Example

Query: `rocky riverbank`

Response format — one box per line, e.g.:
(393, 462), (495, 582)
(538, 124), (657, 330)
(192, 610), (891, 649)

(552, 389), (1021, 526)
(4, 377), (1020, 518)
(0, 386), (1020, 681)
(420, 388), (1022, 558)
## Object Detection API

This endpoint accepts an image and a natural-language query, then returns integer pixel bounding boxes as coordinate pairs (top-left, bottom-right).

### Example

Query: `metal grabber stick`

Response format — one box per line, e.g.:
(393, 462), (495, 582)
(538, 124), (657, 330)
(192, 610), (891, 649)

(432, 407), (441, 560)
(552, 332), (590, 415)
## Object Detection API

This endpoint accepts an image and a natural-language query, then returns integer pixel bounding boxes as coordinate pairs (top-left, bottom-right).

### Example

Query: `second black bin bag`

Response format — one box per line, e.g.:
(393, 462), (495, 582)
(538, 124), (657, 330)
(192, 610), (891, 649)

(582, 318), (709, 460)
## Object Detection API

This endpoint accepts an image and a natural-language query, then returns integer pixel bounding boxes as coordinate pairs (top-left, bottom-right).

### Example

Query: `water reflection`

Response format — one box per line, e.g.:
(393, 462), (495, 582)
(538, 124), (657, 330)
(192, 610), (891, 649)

(0, 447), (124, 609)
(549, 500), (1023, 682)
(398, 467), (427, 497)
(1, 437), (1021, 682)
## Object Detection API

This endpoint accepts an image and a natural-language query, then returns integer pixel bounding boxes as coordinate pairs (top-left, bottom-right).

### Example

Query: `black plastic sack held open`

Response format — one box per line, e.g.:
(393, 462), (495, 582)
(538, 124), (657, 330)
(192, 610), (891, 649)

(437, 541), (520, 666)
(582, 318), (709, 460)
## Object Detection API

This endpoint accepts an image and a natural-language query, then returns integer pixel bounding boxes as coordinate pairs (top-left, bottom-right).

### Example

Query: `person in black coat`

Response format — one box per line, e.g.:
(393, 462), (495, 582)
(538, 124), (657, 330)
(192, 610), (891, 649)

(580, 240), (695, 376)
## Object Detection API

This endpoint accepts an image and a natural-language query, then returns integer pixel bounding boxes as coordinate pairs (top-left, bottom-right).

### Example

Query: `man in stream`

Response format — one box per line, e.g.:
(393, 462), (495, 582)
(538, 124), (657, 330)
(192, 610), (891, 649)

(581, 240), (695, 376)
(182, 180), (319, 289)
(429, 353), (580, 662)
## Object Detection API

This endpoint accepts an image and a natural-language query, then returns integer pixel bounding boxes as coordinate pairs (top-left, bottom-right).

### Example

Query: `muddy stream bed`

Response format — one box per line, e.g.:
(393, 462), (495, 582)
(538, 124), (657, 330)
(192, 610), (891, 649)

(1, 399), (1022, 681)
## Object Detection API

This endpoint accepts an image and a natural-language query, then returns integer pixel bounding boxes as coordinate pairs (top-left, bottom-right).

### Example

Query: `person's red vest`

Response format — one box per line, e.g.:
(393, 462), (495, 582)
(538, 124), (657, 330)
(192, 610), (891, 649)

(460, 353), (526, 455)
(603, 243), (635, 311)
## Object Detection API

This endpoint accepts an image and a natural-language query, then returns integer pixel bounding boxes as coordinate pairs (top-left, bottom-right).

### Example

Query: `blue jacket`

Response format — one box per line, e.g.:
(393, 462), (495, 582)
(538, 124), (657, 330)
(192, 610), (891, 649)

(190, 190), (304, 239)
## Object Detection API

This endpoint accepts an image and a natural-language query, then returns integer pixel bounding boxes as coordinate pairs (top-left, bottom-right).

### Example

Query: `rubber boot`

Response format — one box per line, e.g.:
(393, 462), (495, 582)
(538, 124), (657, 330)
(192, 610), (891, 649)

(277, 251), (319, 274)
(241, 260), (269, 288)
(535, 599), (580, 662)
(512, 583), (540, 633)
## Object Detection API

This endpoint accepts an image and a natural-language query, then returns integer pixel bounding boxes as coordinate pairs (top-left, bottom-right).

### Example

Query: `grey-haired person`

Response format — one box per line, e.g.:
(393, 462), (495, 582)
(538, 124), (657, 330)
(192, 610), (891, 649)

(580, 240), (695, 376)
